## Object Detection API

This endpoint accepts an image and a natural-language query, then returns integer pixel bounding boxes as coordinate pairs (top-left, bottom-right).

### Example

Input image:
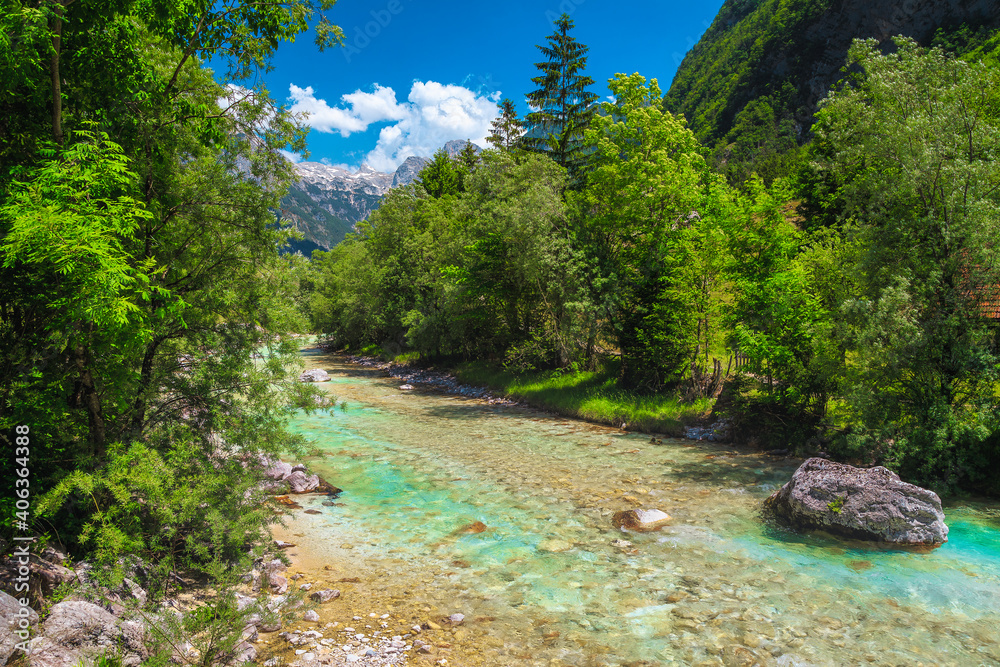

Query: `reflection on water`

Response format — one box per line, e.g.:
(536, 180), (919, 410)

(287, 351), (1000, 666)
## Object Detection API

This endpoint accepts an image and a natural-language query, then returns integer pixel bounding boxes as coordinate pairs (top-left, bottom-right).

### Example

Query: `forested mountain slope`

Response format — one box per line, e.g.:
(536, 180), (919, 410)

(664, 0), (1000, 146)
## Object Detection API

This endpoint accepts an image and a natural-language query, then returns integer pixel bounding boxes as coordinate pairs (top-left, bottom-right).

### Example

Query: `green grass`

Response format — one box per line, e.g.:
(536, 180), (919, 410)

(455, 361), (714, 436)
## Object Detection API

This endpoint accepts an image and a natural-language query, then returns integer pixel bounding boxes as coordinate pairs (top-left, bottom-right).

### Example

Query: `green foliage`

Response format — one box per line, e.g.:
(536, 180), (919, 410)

(814, 38), (1000, 490)
(827, 496), (844, 513)
(1, 128), (158, 333)
(0, 0), (338, 587)
(417, 149), (462, 198)
(310, 151), (580, 366)
(580, 74), (714, 390)
(456, 361), (710, 436)
(713, 86), (805, 187)
(663, 0), (833, 144)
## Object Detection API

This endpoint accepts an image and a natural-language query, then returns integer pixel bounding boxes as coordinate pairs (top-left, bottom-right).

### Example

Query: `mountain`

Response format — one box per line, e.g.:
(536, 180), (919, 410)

(278, 152), (438, 252)
(664, 0), (1000, 146)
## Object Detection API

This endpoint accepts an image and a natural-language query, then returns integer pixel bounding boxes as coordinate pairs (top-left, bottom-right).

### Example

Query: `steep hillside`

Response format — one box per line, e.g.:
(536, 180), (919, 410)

(664, 0), (1000, 147)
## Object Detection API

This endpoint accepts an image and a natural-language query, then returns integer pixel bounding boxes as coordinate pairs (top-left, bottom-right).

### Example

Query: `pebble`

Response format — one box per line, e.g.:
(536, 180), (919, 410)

(344, 355), (520, 406)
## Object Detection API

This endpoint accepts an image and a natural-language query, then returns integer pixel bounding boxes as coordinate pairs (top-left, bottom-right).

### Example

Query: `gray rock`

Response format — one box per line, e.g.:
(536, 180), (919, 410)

(308, 589), (340, 603)
(241, 624), (258, 643)
(263, 559), (287, 574)
(118, 578), (147, 608)
(298, 369), (331, 383)
(269, 573), (289, 594)
(235, 593), (256, 612)
(303, 610), (320, 622)
(233, 640), (256, 664)
(264, 460), (293, 481)
(286, 470), (320, 494)
(259, 617), (282, 633)
(2, 591), (38, 665)
(391, 156), (431, 188)
(765, 457), (949, 545)
(29, 601), (147, 667)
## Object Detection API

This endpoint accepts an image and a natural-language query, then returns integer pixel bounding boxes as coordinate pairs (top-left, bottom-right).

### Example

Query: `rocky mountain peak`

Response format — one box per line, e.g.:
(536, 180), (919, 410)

(280, 143), (481, 251)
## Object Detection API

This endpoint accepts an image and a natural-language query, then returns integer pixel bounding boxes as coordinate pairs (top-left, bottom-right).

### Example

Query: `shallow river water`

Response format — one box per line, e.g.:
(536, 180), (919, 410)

(283, 350), (1000, 666)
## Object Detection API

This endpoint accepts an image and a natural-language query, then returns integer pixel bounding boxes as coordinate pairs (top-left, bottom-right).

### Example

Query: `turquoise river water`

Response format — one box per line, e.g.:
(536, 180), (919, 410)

(284, 349), (1000, 666)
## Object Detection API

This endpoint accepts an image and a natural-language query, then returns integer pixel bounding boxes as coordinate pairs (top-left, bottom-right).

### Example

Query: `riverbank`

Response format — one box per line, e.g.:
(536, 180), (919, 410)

(333, 349), (714, 438)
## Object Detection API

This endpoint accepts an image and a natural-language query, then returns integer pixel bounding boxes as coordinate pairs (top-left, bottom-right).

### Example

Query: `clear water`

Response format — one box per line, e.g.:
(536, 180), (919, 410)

(286, 351), (1000, 666)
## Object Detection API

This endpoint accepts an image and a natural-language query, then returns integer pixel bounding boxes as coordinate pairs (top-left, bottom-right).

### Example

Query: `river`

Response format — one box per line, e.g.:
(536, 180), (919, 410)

(276, 348), (1000, 666)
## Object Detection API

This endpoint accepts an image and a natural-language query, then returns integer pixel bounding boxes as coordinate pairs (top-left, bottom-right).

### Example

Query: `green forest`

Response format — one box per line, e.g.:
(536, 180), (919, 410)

(308, 25), (1000, 497)
(2, 0), (1000, 662)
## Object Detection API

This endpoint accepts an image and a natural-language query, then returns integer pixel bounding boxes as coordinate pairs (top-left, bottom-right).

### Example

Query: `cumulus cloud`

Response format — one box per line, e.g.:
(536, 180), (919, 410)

(288, 83), (406, 136)
(278, 149), (304, 163)
(288, 81), (500, 172)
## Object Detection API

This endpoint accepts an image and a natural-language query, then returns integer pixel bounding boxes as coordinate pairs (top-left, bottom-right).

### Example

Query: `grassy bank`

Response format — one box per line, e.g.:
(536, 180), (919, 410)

(454, 360), (714, 436)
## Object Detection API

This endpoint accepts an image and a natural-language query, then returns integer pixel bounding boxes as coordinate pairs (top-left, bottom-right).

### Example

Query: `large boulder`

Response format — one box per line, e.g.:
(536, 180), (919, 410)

(299, 369), (331, 382)
(285, 470), (320, 494)
(765, 457), (948, 545)
(2, 591), (38, 665)
(0, 550), (76, 605)
(264, 460), (293, 481)
(28, 601), (147, 667)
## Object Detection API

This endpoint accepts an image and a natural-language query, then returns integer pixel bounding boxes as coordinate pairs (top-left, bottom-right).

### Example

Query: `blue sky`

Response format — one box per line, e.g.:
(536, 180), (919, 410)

(257, 0), (725, 171)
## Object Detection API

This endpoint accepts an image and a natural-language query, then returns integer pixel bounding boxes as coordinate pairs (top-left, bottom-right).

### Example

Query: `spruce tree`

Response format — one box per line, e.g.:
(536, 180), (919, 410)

(417, 149), (461, 198)
(524, 13), (598, 183)
(455, 139), (480, 171)
(487, 98), (525, 152)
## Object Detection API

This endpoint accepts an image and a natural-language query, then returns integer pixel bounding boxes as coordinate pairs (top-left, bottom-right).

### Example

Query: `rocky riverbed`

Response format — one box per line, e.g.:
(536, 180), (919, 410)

(338, 353), (519, 407)
(270, 513), (491, 667)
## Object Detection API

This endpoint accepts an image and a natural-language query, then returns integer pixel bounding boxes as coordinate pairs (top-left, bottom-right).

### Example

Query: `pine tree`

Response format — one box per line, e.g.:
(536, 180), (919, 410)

(456, 139), (480, 171)
(487, 98), (525, 152)
(524, 13), (598, 183)
(417, 149), (461, 198)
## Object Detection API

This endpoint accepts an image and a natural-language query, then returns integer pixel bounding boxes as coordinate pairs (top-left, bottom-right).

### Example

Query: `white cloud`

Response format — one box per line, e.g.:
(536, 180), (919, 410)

(288, 83), (405, 136)
(288, 80), (500, 171)
(278, 149), (304, 163)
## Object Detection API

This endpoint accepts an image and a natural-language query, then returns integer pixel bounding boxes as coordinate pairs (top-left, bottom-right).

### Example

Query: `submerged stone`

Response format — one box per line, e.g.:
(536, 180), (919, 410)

(454, 521), (487, 534)
(765, 457), (948, 546)
(537, 539), (573, 553)
(612, 508), (672, 532)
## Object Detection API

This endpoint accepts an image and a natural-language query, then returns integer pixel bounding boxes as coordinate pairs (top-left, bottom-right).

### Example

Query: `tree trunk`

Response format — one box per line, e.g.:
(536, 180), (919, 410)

(130, 335), (166, 436)
(72, 344), (106, 457)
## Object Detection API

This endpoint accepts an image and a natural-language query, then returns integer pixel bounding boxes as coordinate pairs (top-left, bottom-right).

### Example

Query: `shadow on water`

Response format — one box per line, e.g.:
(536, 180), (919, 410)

(657, 445), (800, 488)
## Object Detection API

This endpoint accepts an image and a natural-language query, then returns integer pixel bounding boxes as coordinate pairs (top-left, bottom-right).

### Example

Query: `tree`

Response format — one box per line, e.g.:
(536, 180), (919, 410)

(487, 98), (525, 152)
(813, 37), (1000, 490)
(0, 0), (339, 568)
(454, 140), (480, 192)
(417, 148), (461, 198)
(523, 13), (598, 184)
(580, 74), (711, 390)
